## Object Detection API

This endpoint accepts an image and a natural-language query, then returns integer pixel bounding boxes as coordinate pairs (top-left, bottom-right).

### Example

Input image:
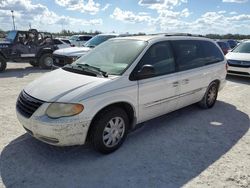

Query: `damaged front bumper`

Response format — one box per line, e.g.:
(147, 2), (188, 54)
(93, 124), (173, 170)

(16, 103), (90, 146)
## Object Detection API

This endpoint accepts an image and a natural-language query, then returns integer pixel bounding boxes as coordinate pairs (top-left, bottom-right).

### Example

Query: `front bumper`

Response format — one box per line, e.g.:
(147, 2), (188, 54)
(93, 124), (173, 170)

(52, 54), (75, 68)
(16, 103), (90, 146)
(228, 66), (250, 77)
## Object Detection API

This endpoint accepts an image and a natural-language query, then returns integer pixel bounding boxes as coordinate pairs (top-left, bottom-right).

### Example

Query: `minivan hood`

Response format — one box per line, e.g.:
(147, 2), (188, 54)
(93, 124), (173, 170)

(24, 69), (109, 102)
(226, 52), (250, 61)
(53, 46), (91, 57)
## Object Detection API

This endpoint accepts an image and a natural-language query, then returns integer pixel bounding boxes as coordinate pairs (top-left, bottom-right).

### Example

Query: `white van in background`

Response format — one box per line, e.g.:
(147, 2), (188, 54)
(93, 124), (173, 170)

(68, 35), (93, 47)
(52, 34), (119, 68)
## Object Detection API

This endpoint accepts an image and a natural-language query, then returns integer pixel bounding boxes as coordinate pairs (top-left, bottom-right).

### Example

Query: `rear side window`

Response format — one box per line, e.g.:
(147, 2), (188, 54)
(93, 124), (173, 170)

(172, 40), (224, 71)
(137, 41), (175, 77)
(201, 41), (224, 64)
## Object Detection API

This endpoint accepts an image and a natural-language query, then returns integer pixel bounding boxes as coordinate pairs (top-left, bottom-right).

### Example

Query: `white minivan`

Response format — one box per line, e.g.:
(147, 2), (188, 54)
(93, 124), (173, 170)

(16, 34), (227, 153)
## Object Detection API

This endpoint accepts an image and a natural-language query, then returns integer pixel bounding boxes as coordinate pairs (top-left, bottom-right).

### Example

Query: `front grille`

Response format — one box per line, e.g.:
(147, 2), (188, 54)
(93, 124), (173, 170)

(16, 91), (44, 118)
(228, 70), (250, 76)
(53, 55), (73, 67)
(227, 60), (250, 68)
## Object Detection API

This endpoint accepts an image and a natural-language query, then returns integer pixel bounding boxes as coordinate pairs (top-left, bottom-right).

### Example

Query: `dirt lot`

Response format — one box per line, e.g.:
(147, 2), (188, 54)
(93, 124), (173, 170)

(0, 63), (250, 188)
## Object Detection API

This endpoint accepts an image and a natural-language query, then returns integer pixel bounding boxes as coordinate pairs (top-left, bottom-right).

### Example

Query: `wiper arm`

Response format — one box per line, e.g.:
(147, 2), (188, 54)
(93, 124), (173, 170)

(86, 45), (95, 48)
(76, 63), (108, 78)
(62, 64), (98, 77)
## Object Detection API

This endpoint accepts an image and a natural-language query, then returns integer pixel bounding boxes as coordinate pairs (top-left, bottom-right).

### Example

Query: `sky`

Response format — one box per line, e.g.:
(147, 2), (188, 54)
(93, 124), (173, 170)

(0, 0), (250, 34)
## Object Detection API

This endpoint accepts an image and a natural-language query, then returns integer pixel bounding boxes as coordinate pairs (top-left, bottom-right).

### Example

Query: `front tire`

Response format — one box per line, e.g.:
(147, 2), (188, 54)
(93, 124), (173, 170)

(39, 53), (53, 69)
(90, 107), (129, 154)
(198, 82), (219, 109)
(0, 56), (7, 72)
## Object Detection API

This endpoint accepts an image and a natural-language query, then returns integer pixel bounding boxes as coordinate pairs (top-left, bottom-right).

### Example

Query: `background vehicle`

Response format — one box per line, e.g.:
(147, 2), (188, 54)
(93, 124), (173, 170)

(226, 40), (250, 77)
(52, 34), (119, 68)
(60, 38), (71, 45)
(216, 40), (231, 55)
(0, 29), (57, 71)
(53, 38), (71, 49)
(16, 34), (227, 154)
(68, 35), (93, 47)
(225, 39), (238, 49)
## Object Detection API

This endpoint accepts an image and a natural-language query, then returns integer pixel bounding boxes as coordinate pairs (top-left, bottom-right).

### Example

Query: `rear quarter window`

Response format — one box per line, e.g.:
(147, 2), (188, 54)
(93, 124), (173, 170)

(172, 40), (224, 72)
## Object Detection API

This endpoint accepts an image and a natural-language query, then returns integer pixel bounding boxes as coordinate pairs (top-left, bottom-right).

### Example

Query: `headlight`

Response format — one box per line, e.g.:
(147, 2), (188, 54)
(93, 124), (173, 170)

(70, 56), (78, 63)
(46, 103), (84, 119)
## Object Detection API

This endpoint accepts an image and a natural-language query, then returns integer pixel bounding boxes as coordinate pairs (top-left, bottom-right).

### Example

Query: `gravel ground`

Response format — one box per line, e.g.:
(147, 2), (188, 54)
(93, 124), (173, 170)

(0, 63), (249, 188)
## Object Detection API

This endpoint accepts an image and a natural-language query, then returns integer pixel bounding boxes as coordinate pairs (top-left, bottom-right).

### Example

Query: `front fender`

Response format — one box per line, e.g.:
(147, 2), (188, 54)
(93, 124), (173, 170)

(79, 88), (138, 124)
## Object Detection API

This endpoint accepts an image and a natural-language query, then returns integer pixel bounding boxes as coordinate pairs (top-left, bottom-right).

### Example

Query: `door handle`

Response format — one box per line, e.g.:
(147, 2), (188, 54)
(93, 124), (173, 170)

(172, 81), (179, 87)
(182, 79), (189, 85)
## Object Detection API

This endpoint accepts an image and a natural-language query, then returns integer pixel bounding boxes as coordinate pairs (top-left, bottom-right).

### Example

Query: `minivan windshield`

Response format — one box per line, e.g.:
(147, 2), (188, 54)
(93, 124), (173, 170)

(5, 30), (17, 42)
(84, 35), (116, 48)
(232, 42), (250, 53)
(74, 39), (147, 75)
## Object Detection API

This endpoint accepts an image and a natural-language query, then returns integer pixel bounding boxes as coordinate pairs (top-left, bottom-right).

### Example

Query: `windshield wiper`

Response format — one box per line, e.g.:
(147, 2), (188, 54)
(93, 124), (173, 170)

(76, 63), (108, 78)
(84, 45), (95, 48)
(62, 64), (99, 77)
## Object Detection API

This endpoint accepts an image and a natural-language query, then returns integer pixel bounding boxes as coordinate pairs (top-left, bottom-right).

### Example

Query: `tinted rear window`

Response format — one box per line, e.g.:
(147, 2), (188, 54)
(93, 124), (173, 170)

(172, 40), (224, 71)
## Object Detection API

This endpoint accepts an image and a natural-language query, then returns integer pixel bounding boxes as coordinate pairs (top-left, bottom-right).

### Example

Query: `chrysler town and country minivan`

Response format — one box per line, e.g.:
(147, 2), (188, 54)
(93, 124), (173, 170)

(16, 34), (227, 154)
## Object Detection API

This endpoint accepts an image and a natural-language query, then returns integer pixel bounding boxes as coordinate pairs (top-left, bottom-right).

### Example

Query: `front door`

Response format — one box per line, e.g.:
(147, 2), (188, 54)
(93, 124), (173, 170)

(135, 41), (179, 123)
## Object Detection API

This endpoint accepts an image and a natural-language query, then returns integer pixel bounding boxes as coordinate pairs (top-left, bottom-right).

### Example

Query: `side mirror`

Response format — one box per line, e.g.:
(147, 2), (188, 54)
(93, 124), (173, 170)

(136, 64), (155, 80)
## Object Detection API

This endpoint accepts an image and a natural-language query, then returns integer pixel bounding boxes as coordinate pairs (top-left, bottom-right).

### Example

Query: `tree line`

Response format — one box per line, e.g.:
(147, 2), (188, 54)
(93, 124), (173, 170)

(0, 28), (250, 40)
(206, 33), (250, 40)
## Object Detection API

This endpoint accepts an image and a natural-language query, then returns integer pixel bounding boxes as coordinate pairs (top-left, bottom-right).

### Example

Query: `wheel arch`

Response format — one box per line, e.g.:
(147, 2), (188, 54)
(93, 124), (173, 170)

(86, 101), (136, 142)
(211, 79), (220, 88)
(37, 49), (54, 58)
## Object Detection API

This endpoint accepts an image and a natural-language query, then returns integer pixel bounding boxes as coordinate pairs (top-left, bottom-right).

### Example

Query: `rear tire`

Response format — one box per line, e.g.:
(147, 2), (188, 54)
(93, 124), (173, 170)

(29, 60), (39, 67)
(39, 53), (53, 69)
(90, 107), (129, 154)
(198, 82), (219, 109)
(0, 56), (7, 72)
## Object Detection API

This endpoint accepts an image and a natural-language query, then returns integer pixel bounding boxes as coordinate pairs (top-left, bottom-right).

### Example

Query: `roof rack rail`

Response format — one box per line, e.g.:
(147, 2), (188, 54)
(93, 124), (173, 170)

(164, 33), (204, 37)
(150, 33), (204, 37)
